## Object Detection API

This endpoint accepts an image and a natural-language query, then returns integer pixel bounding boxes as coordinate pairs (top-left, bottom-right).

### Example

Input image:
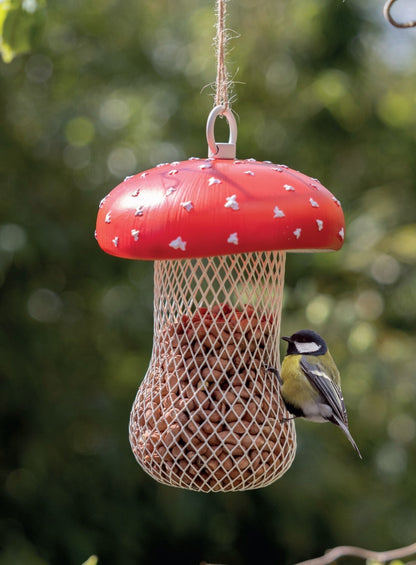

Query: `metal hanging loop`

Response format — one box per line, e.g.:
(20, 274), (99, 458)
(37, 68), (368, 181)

(383, 0), (416, 28)
(206, 105), (238, 159)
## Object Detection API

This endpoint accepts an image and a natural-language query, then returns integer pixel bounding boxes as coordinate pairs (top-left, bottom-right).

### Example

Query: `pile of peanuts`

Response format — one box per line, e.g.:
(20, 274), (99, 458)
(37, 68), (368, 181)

(129, 304), (295, 491)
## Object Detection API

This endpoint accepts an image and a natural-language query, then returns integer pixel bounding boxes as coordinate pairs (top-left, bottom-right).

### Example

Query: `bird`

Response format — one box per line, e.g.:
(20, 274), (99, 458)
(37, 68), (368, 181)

(267, 329), (362, 458)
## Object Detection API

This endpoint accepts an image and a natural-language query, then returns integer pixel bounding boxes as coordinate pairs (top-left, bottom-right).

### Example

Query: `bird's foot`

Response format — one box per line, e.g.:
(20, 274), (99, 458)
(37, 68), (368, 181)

(265, 364), (283, 385)
(280, 416), (297, 425)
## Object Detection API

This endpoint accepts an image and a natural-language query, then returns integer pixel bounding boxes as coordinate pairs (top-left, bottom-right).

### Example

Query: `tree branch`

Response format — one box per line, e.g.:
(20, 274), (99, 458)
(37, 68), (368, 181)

(293, 542), (416, 565)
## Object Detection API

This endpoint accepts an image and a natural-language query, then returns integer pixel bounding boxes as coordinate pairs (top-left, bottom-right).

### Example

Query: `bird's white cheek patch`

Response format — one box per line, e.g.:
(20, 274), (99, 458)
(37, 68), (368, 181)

(295, 341), (321, 354)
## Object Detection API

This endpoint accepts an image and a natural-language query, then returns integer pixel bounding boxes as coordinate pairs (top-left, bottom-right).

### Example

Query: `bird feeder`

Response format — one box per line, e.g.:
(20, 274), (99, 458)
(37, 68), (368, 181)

(95, 106), (345, 492)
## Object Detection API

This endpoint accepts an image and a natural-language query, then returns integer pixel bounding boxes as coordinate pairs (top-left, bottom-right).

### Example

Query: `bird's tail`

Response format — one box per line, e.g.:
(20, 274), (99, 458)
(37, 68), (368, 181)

(335, 418), (362, 459)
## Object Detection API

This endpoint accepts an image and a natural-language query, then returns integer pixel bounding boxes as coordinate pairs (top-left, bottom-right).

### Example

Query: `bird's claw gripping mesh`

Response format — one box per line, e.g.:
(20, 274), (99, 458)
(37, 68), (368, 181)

(129, 251), (297, 492)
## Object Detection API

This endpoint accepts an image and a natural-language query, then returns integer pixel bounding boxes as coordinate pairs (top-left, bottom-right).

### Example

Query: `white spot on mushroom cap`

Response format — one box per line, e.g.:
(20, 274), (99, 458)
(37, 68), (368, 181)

(181, 201), (193, 212)
(140, 172), (149, 178)
(293, 228), (302, 239)
(135, 206), (144, 217)
(284, 184), (295, 192)
(316, 219), (324, 231)
(199, 164), (212, 170)
(244, 170), (254, 176)
(168, 169), (178, 176)
(105, 212), (111, 224)
(112, 236), (119, 247)
(124, 175), (134, 181)
(227, 232), (239, 245)
(132, 188), (140, 197)
(224, 195), (239, 211)
(309, 198), (319, 208)
(208, 177), (221, 186)
(99, 196), (108, 208)
(273, 206), (285, 218)
(131, 229), (140, 241)
(333, 197), (341, 207)
(166, 187), (176, 196)
(339, 227), (345, 240)
(169, 236), (187, 251)
(272, 167), (284, 172)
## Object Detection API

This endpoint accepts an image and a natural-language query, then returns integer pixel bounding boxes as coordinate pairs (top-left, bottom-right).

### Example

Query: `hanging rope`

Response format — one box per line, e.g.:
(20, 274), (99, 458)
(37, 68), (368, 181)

(214, 0), (231, 108)
(383, 0), (416, 28)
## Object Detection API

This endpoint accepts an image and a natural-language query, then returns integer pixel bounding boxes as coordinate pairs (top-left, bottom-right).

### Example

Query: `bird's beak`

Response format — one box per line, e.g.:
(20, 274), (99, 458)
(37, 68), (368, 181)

(281, 336), (291, 342)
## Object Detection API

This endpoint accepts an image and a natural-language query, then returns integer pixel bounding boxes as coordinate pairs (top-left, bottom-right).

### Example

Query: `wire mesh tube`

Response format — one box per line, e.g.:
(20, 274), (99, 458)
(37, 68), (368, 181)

(129, 251), (297, 492)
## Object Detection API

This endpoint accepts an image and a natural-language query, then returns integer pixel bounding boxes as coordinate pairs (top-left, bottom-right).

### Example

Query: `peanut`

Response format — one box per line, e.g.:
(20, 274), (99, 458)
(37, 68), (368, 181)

(130, 303), (294, 492)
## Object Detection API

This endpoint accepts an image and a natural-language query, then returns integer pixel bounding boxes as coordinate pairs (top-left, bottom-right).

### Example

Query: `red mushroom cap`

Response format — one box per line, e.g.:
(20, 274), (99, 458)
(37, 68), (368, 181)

(95, 157), (345, 260)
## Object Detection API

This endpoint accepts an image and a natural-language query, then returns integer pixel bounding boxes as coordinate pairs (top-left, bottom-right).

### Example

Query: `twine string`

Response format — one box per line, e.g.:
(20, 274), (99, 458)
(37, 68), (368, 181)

(215, 0), (230, 108)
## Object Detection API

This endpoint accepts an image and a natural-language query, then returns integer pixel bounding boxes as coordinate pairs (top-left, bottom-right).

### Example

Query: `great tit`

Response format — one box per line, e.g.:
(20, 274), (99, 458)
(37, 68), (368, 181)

(268, 329), (362, 458)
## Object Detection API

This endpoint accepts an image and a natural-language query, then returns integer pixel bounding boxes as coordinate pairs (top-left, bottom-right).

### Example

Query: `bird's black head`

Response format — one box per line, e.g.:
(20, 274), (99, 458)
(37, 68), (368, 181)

(282, 329), (328, 356)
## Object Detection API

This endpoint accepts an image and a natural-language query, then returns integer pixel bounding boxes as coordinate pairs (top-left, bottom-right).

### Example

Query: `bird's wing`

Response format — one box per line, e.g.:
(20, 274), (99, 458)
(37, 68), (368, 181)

(300, 356), (348, 426)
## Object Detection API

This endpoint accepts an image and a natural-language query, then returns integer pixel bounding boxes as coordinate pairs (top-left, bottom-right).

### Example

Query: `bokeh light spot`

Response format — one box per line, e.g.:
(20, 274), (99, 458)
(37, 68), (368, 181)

(100, 97), (131, 130)
(27, 288), (63, 323)
(107, 147), (137, 177)
(354, 289), (384, 321)
(305, 294), (333, 325)
(65, 116), (95, 147)
(376, 442), (407, 479)
(348, 322), (376, 353)
(370, 254), (400, 285)
(0, 223), (27, 253)
(388, 414), (416, 444)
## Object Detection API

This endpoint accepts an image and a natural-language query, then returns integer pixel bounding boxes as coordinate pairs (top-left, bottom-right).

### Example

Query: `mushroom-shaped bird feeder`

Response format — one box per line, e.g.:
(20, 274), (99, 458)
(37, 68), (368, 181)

(96, 106), (345, 492)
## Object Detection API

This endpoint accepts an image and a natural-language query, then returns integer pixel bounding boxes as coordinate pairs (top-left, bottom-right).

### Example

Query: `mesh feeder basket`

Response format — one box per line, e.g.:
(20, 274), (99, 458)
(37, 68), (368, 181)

(95, 106), (345, 492)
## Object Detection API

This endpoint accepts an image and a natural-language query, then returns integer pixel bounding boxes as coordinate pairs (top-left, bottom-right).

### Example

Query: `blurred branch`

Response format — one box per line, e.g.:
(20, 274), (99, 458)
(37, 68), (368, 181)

(293, 542), (416, 565)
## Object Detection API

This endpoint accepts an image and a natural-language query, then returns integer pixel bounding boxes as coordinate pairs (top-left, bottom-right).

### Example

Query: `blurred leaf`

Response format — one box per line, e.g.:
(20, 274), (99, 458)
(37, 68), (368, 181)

(81, 556), (98, 565)
(0, 0), (46, 62)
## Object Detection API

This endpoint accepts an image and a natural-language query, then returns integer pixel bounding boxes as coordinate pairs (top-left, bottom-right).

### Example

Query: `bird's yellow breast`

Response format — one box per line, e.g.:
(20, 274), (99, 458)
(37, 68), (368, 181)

(280, 355), (320, 407)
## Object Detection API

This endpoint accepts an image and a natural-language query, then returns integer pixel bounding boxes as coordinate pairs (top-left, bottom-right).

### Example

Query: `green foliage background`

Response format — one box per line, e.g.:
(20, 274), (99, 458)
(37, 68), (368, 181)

(1, 0), (416, 564)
